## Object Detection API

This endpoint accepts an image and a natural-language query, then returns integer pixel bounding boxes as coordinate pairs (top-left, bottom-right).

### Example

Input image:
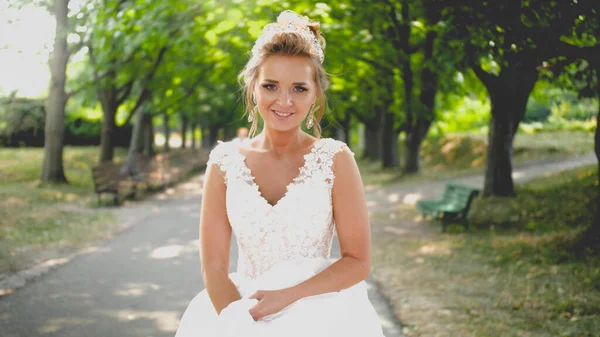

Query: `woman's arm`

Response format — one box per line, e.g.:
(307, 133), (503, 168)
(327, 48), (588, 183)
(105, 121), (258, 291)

(248, 146), (371, 320)
(286, 145), (371, 299)
(200, 163), (240, 314)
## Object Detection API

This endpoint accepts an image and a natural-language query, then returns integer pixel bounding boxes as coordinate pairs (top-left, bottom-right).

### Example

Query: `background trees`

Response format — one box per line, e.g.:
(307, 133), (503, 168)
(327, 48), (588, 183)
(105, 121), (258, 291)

(1, 0), (598, 204)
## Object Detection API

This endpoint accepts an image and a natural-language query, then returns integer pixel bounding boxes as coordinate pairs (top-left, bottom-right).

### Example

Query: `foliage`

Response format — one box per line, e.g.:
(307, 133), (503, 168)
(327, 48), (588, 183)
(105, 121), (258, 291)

(523, 96), (552, 123)
(431, 83), (598, 135)
(527, 82), (599, 123)
(0, 96), (129, 147)
(432, 96), (490, 134)
(356, 130), (594, 186)
(552, 98), (598, 122)
(0, 96), (45, 146)
(4, 0), (596, 142)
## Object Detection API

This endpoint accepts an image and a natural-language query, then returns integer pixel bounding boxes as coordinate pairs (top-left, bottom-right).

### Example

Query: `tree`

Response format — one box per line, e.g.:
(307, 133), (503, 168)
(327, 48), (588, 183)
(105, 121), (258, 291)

(328, 0), (454, 170)
(441, 0), (595, 196)
(41, 0), (70, 183)
(83, 0), (203, 162)
(40, 0), (90, 183)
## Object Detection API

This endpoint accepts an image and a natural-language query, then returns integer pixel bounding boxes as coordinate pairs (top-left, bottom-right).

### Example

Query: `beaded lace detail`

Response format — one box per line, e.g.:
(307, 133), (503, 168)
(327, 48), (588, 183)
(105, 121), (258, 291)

(206, 138), (351, 279)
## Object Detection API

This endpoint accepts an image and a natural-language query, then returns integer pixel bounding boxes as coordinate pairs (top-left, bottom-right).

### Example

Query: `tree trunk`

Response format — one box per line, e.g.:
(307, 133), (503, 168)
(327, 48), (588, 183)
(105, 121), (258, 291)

(338, 113), (351, 145)
(380, 63), (399, 168)
(484, 104), (516, 196)
(98, 86), (118, 162)
(391, 130), (400, 167)
(382, 109), (397, 168)
(201, 127), (210, 149)
(404, 27), (438, 173)
(180, 115), (188, 149)
(404, 120), (430, 172)
(207, 126), (219, 148)
(163, 112), (170, 152)
(590, 96), (600, 245)
(482, 66), (537, 196)
(126, 107), (146, 170)
(41, 0), (69, 183)
(363, 124), (382, 161)
(228, 127), (239, 140)
(397, 2), (414, 171)
(586, 67), (600, 249)
(143, 113), (154, 157)
(190, 122), (197, 149)
(335, 127), (345, 142)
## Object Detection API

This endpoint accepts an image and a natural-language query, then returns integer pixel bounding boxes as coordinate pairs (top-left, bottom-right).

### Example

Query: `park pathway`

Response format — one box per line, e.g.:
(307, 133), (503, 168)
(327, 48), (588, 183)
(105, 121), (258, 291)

(0, 174), (403, 336)
(364, 152), (596, 214)
(0, 151), (595, 337)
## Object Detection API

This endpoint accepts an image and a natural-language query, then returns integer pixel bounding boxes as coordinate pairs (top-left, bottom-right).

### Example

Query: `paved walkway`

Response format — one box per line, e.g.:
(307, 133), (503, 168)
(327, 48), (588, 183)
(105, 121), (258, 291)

(0, 175), (404, 337)
(364, 152), (596, 213)
(0, 151), (595, 337)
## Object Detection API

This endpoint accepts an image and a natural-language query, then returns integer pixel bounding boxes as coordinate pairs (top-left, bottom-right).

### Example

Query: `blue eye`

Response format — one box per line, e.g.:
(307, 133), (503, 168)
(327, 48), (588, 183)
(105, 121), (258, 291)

(263, 84), (277, 90)
(294, 86), (307, 92)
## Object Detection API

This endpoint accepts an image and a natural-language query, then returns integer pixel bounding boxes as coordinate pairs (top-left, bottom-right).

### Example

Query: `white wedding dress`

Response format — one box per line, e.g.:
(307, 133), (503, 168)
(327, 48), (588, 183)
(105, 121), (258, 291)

(175, 138), (386, 337)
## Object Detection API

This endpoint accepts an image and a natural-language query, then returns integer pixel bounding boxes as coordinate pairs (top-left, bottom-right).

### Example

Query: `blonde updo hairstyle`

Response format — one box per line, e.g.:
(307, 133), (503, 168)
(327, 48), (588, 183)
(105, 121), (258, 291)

(238, 10), (329, 138)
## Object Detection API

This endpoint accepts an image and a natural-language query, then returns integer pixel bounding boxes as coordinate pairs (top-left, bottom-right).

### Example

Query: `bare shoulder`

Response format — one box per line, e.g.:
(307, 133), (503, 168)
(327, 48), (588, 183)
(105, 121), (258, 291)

(323, 138), (357, 174)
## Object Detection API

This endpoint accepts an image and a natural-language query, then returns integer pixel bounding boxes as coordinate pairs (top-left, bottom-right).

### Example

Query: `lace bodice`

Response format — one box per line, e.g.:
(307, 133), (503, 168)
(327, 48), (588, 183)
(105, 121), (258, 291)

(207, 138), (350, 280)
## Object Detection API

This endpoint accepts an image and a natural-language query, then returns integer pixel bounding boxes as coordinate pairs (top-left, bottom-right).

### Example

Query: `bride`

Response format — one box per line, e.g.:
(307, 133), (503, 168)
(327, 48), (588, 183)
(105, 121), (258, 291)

(175, 10), (386, 337)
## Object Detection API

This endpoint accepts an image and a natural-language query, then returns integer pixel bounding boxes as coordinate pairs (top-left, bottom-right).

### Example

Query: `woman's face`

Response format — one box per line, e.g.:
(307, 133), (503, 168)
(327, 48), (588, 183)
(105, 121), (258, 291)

(254, 55), (317, 133)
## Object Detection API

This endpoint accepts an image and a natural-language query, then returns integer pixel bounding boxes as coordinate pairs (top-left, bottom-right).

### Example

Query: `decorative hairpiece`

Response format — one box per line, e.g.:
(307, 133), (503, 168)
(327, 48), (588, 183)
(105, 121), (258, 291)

(251, 15), (325, 64)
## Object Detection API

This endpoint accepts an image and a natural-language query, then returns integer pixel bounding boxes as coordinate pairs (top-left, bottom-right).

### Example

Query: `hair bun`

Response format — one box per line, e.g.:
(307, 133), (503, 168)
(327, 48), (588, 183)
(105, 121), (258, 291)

(276, 10), (326, 52)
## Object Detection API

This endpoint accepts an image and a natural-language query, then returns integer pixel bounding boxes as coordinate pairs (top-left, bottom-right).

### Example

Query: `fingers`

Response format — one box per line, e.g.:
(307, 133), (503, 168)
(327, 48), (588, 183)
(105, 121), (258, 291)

(247, 291), (267, 321)
(248, 291), (263, 300)
(248, 303), (263, 321)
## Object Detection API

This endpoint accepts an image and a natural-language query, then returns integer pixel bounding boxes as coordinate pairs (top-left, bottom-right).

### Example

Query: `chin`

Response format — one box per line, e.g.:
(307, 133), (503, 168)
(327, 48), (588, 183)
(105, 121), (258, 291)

(265, 121), (303, 133)
(263, 115), (306, 132)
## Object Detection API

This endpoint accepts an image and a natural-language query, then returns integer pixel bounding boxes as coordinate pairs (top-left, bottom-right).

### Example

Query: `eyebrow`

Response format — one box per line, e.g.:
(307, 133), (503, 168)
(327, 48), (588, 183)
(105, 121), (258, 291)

(263, 79), (309, 86)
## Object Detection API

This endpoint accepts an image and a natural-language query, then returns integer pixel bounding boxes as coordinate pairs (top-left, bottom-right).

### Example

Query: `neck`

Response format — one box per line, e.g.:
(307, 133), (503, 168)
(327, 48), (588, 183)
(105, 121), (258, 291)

(256, 127), (308, 155)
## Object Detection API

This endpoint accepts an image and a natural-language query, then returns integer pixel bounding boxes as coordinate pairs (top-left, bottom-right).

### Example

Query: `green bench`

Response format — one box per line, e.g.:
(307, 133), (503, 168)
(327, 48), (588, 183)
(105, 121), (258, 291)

(416, 183), (480, 231)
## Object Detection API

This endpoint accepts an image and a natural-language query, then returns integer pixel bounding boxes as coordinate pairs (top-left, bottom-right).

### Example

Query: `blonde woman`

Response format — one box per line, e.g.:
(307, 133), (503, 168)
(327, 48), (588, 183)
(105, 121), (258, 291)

(175, 10), (385, 337)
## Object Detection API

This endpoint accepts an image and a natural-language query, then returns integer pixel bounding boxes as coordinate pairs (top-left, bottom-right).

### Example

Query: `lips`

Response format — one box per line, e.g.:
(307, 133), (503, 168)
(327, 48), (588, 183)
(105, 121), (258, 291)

(272, 110), (294, 118)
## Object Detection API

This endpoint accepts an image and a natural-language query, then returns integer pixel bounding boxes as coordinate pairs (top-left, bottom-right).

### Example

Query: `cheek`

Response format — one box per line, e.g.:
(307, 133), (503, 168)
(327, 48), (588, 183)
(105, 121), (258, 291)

(257, 92), (277, 105)
(301, 94), (317, 109)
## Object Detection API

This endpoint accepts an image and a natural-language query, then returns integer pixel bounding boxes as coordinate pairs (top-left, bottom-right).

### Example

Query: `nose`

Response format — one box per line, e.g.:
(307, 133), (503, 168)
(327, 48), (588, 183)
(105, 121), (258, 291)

(277, 89), (293, 107)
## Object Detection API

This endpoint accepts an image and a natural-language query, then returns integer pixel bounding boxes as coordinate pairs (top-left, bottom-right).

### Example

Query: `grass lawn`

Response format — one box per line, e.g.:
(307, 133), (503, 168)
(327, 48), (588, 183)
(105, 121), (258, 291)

(369, 166), (600, 337)
(357, 130), (594, 186)
(0, 146), (129, 274)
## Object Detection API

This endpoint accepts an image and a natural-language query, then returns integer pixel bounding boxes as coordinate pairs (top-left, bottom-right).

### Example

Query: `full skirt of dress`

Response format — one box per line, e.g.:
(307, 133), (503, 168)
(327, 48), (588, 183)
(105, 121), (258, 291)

(175, 258), (386, 337)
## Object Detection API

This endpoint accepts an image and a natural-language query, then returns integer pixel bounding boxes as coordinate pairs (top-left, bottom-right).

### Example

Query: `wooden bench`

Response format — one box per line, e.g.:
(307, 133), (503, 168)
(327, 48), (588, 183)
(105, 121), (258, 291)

(92, 154), (151, 205)
(91, 161), (127, 205)
(91, 148), (210, 206)
(124, 153), (152, 195)
(416, 183), (480, 231)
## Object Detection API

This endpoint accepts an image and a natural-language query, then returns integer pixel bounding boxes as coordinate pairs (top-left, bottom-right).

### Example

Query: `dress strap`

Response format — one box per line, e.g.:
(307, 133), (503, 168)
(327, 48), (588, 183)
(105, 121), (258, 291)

(308, 138), (353, 188)
(207, 141), (232, 176)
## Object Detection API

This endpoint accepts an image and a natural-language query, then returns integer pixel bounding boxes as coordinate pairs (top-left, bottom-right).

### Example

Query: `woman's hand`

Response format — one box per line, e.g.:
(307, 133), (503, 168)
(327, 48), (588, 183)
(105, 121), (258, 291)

(248, 289), (297, 321)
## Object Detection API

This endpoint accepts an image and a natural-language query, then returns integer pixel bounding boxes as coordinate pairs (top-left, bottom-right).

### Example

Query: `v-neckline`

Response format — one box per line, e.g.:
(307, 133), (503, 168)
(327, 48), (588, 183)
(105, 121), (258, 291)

(236, 138), (322, 209)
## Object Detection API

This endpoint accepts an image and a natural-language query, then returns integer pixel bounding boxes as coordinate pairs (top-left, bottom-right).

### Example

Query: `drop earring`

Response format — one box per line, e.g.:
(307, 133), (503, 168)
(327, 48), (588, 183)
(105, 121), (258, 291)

(249, 94), (257, 123)
(306, 103), (315, 129)
(248, 108), (256, 123)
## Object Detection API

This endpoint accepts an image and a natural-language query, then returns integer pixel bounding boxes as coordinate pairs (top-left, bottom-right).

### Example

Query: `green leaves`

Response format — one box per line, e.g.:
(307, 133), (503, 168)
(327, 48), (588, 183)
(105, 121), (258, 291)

(29, 0), (594, 141)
